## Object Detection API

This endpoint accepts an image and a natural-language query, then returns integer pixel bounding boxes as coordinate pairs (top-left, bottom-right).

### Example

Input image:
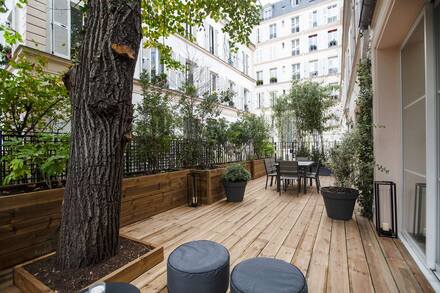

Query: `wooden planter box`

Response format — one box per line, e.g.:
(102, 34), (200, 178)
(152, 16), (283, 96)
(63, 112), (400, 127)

(250, 159), (266, 180)
(13, 235), (164, 293)
(193, 168), (226, 205)
(0, 170), (189, 271)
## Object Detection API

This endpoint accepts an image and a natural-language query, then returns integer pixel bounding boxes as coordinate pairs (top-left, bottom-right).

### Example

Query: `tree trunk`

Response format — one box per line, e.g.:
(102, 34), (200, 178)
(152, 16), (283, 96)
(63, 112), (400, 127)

(57, 0), (142, 270)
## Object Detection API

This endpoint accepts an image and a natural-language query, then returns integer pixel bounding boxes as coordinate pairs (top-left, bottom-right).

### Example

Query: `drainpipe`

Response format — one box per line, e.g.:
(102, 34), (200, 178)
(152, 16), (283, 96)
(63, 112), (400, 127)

(359, 0), (377, 30)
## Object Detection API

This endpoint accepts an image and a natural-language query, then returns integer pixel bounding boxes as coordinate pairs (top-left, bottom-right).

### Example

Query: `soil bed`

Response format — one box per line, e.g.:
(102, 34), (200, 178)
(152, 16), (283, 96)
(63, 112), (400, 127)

(24, 237), (149, 293)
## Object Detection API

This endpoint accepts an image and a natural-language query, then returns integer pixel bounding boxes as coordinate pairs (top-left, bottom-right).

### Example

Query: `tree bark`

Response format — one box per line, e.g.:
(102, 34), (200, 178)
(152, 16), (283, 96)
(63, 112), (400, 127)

(57, 0), (141, 270)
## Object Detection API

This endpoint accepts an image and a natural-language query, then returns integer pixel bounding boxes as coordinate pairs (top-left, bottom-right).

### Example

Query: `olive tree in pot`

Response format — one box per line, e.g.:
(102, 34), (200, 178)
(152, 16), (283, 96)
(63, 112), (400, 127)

(322, 132), (359, 220)
(223, 164), (251, 202)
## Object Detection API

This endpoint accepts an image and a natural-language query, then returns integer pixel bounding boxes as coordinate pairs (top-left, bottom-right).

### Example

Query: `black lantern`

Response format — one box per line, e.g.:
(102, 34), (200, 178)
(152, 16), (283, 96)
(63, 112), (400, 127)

(187, 171), (201, 207)
(374, 181), (397, 238)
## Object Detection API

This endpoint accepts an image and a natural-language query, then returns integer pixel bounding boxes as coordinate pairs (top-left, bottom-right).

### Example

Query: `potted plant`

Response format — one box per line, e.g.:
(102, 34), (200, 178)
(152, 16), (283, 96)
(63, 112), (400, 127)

(321, 132), (359, 220)
(223, 163), (251, 202)
(256, 80), (263, 86)
(270, 77), (277, 83)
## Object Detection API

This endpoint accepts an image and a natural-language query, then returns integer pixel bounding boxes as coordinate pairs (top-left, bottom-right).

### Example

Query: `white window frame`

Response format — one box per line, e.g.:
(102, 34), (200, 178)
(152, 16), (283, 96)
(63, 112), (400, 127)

(292, 63), (300, 80)
(269, 23), (277, 39)
(291, 16), (300, 33)
(291, 38), (300, 56)
(49, 0), (71, 59)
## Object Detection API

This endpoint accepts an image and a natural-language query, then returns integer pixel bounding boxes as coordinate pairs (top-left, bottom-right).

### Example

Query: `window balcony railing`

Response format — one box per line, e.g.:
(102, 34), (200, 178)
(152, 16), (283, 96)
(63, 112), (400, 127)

(270, 77), (278, 83)
(292, 49), (300, 56)
(309, 45), (317, 52)
(291, 27), (300, 33)
(329, 40), (337, 47)
(256, 80), (263, 86)
(309, 71), (318, 78)
(328, 68), (338, 75)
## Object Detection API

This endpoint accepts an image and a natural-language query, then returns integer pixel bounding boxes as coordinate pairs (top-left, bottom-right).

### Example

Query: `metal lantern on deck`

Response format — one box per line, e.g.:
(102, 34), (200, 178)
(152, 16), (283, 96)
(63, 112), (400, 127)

(187, 171), (201, 207)
(374, 181), (397, 238)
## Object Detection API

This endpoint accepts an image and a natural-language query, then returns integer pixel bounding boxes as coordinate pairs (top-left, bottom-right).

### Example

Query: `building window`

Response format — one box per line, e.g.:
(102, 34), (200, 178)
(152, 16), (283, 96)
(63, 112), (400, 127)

(257, 28), (260, 43)
(291, 0), (301, 6)
(210, 72), (218, 93)
(185, 60), (196, 85)
(292, 63), (300, 80)
(309, 60), (318, 77)
(263, 7), (272, 20)
(258, 93), (264, 108)
(256, 71), (263, 85)
(70, 2), (84, 59)
(269, 24), (277, 39)
(270, 91), (277, 107)
(329, 82), (339, 99)
(327, 4), (338, 23)
(291, 39), (300, 56)
(270, 68), (277, 83)
(311, 10), (318, 28)
(291, 16), (300, 33)
(328, 56), (338, 75)
(328, 29), (338, 47)
(308, 35), (317, 51)
(243, 89), (249, 111)
(208, 25), (216, 54)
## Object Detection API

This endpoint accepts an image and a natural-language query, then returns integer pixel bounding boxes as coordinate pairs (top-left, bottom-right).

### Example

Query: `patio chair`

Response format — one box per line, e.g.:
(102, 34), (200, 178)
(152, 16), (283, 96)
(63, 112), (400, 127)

(276, 160), (301, 195)
(264, 158), (277, 189)
(303, 161), (321, 192)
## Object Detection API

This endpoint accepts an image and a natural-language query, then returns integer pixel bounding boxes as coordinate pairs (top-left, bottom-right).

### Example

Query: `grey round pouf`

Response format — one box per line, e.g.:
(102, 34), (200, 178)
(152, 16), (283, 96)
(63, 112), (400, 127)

(231, 257), (307, 293)
(167, 240), (230, 293)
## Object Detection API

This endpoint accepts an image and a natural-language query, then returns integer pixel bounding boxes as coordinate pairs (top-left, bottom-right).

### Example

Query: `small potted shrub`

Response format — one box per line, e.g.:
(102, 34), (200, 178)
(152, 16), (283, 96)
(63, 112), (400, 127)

(321, 132), (359, 220)
(223, 164), (251, 202)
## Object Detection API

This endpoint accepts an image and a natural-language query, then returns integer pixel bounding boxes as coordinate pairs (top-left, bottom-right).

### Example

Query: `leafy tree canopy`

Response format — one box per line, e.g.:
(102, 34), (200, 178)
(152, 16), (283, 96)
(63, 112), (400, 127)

(0, 58), (70, 135)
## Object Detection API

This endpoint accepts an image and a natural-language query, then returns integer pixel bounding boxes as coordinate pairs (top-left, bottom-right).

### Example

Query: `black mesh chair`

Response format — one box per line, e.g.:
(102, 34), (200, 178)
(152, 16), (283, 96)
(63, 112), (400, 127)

(303, 161), (321, 192)
(276, 161), (301, 195)
(264, 158), (277, 189)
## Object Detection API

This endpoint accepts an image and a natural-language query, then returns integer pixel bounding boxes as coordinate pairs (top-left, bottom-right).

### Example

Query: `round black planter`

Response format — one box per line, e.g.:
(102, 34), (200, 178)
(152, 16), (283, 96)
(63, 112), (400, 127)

(224, 181), (247, 202)
(321, 187), (359, 220)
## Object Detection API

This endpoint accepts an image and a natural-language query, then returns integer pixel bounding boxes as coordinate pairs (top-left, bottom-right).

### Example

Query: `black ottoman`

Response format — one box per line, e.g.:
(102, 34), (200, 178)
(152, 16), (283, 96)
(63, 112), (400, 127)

(167, 240), (230, 293)
(231, 257), (307, 293)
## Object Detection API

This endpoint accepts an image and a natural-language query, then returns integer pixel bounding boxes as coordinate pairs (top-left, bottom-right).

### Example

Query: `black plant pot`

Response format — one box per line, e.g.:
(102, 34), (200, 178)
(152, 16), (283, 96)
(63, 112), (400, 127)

(224, 181), (247, 202)
(321, 187), (359, 220)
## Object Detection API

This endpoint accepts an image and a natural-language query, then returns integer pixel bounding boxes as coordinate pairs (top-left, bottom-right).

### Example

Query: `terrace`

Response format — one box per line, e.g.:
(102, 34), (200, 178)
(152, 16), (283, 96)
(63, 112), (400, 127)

(121, 177), (432, 292)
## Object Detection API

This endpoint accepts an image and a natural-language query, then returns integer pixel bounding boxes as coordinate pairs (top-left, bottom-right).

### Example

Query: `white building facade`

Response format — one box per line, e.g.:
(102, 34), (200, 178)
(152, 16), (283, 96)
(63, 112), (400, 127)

(1, 0), (343, 138)
(253, 0), (343, 141)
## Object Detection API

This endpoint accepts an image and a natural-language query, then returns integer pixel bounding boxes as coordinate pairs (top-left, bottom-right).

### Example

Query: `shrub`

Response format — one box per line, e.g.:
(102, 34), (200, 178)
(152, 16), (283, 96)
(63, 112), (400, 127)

(328, 131), (358, 188)
(223, 164), (251, 183)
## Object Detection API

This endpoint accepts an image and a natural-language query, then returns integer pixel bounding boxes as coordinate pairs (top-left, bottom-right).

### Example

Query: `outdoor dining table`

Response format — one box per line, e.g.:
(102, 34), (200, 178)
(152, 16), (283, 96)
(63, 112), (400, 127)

(275, 160), (315, 194)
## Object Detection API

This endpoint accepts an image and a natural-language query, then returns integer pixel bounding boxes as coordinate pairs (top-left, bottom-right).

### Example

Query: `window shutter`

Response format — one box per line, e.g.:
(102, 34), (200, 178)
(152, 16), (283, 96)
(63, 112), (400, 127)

(51, 0), (70, 58)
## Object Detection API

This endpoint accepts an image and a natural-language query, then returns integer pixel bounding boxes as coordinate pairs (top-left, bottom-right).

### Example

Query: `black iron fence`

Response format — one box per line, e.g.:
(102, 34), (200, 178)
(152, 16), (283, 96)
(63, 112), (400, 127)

(0, 132), (255, 187)
(1, 132), (337, 188)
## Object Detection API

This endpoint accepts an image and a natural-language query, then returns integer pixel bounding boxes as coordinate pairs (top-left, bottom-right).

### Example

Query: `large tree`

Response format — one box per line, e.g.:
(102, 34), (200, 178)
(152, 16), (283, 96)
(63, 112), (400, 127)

(56, 0), (260, 270)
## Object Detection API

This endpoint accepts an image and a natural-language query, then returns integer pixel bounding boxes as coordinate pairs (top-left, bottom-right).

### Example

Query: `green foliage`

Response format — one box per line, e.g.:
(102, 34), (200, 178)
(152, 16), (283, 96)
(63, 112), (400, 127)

(274, 81), (335, 141)
(223, 163), (251, 183)
(1, 133), (70, 187)
(0, 58), (70, 135)
(0, 43), (11, 65)
(0, 0), (27, 45)
(328, 130), (358, 188)
(141, 0), (261, 68)
(134, 71), (176, 170)
(327, 59), (374, 218)
(228, 113), (271, 159)
(355, 59), (374, 218)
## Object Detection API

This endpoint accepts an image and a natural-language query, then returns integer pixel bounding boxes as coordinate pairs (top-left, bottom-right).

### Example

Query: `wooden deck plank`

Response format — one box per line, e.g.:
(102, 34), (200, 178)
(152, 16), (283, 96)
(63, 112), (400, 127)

(356, 214), (399, 293)
(306, 207), (332, 293)
(346, 215), (374, 293)
(393, 239), (435, 293)
(326, 220), (350, 293)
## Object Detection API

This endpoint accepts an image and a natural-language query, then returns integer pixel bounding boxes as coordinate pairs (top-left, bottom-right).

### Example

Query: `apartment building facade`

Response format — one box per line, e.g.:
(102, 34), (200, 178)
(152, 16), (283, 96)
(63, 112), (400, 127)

(341, 0), (440, 290)
(1, 0), (344, 138)
(253, 0), (343, 141)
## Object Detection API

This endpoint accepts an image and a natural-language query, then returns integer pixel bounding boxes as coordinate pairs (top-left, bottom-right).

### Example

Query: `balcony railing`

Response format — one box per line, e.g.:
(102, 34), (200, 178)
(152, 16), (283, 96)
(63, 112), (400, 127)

(309, 45), (317, 52)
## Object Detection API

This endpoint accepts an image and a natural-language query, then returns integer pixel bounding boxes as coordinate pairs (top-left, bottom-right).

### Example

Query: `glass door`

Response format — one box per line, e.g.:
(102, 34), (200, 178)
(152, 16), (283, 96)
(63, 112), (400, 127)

(401, 17), (427, 254)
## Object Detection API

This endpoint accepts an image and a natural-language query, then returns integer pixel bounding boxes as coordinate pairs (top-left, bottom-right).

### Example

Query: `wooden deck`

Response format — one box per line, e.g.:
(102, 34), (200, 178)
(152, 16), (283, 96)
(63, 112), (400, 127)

(121, 176), (434, 293)
(2, 176), (434, 293)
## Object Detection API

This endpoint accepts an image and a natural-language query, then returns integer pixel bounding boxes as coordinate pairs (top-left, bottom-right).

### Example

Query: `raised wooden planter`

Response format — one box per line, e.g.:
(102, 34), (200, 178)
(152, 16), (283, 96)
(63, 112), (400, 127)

(193, 168), (226, 205)
(0, 170), (189, 271)
(250, 159), (266, 179)
(13, 235), (164, 293)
